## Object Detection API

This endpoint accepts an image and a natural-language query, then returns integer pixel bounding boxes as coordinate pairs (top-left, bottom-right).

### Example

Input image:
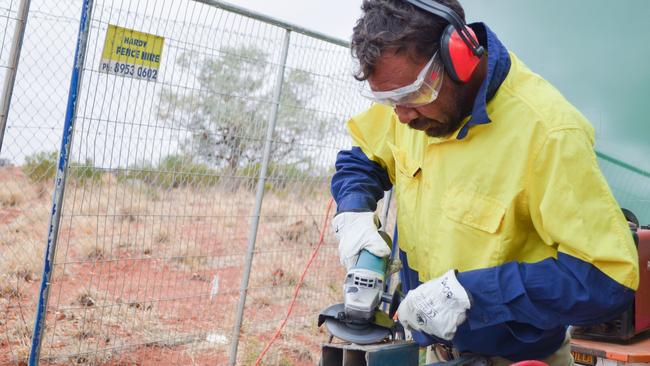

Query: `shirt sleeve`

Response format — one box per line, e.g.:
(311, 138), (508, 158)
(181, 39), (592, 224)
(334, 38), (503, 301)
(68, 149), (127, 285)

(456, 127), (639, 330)
(331, 147), (392, 212)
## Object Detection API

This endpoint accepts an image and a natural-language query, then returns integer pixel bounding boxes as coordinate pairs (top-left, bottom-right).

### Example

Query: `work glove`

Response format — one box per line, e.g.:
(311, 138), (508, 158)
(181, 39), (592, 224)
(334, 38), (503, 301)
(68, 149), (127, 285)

(332, 211), (391, 270)
(397, 269), (471, 341)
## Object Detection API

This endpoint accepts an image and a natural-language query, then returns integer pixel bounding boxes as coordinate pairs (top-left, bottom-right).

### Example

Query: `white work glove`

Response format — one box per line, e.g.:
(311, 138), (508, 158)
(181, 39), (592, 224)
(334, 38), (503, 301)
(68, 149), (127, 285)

(332, 211), (391, 270)
(397, 270), (471, 341)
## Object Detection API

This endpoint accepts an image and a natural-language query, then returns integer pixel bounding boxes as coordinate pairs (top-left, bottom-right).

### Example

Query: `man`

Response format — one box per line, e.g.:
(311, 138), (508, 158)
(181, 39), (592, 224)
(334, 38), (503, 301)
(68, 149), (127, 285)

(330, 0), (639, 364)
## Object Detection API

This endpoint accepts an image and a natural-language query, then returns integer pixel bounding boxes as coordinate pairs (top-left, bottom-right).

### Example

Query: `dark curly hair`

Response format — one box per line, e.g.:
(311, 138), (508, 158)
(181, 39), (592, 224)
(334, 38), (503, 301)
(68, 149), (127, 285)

(351, 0), (465, 81)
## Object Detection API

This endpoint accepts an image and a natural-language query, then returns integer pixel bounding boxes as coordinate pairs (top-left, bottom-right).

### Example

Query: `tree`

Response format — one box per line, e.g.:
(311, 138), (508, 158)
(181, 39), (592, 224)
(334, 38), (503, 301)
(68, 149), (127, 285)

(158, 45), (329, 176)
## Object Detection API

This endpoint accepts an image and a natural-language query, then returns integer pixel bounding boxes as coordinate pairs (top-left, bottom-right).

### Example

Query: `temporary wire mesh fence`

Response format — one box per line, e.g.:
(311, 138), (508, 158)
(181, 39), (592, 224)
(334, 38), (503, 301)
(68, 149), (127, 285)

(598, 152), (650, 224)
(21, 0), (379, 365)
(0, 1), (646, 366)
(0, 1), (83, 365)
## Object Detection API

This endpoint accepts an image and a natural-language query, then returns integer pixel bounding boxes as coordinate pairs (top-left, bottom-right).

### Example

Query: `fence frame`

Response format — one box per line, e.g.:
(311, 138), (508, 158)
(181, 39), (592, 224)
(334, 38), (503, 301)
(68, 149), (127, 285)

(228, 28), (292, 366)
(0, 0), (32, 153)
(28, 0), (94, 364)
(193, 0), (348, 48)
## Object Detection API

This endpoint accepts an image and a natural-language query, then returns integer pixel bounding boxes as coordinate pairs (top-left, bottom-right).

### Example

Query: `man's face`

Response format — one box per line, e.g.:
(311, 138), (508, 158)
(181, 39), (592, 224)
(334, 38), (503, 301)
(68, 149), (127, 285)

(368, 50), (466, 137)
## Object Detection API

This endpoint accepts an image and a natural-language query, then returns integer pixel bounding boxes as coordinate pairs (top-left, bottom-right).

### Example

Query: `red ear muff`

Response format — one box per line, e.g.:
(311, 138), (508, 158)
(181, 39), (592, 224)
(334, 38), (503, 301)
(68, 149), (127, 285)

(440, 24), (481, 83)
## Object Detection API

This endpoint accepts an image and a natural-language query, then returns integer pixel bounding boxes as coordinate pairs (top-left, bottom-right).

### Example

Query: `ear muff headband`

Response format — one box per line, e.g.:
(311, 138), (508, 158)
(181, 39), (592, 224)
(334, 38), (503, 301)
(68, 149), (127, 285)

(405, 0), (484, 57)
(405, 0), (485, 83)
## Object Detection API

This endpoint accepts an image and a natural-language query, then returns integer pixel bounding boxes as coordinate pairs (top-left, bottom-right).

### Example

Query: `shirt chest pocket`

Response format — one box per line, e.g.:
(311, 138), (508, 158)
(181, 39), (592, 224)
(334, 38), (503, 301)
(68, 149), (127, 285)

(387, 142), (421, 180)
(441, 187), (506, 234)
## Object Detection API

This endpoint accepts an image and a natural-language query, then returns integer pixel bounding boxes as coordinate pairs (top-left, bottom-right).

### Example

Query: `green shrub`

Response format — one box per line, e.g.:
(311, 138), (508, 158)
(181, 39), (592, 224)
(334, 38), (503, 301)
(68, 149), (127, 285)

(239, 162), (315, 192)
(69, 158), (103, 183)
(120, 155), (219, 189)
(23, 151), (57, 183)
(23, 152), (104, 184)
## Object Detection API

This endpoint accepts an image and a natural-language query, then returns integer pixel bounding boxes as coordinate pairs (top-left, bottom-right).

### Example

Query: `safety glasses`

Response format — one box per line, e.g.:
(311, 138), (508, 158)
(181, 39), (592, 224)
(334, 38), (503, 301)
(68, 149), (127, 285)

(360, 51), (444, 108)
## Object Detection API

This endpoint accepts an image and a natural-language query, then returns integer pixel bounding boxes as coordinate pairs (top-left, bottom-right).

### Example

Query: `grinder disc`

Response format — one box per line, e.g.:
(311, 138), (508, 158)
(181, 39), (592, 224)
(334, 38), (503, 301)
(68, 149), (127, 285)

(319, 303), (391, 344)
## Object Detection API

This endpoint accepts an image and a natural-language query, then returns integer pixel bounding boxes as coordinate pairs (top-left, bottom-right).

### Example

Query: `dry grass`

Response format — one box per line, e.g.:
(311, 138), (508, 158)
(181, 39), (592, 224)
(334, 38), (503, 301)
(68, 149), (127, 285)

(75, 237), (107, 261)
(0, 189), (24, 208)
(0, 199), (49, 248)
(250, 292), (273, 309)
(71, 215), (101, 236)
(0, 240), (43, 282)
(76, 288), (109, 308)
(0, 178), (33, 208)
(154, 229), (171, 244)
(270, 267), (299, 287)
(275, 219), (321, 245)
(31, 288), (173, 365)
(0, 220), (27, 247)
(6, 320), (32, 365)
(73, 186), (110, 216)
(238, 331), (318, 366)
(2, 286), (35, 366)
(169, 242), (210, 269)
(240, 338), (294, 366)
(0, 274), (24, 299)
(118, 202), (150, 222)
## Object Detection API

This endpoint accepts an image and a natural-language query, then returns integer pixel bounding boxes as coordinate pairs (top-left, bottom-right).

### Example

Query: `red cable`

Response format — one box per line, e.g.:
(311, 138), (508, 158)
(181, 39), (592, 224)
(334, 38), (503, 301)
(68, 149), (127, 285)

(254, 197), (335, 366)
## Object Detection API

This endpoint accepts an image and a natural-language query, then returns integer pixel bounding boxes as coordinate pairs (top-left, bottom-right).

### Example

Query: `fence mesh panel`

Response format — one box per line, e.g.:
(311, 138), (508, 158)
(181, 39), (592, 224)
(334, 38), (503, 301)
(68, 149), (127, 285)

(0, 1), (81, 365)
(598, 153), (650, 224)
(233, 30), (370, 366)
(29, 1), (373, 365)
(0, 1), (647, 366)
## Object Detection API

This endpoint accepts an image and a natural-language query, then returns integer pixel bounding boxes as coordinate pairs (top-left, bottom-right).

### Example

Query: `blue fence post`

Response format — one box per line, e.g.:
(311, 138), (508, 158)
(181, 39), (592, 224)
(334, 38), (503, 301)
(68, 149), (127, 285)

(28, 0), (94, 364)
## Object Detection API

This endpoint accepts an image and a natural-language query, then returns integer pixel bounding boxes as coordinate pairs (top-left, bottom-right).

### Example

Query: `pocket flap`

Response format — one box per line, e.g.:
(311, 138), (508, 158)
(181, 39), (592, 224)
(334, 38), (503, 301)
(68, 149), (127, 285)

(387, 142), (421, 178)
(442, 187), (506, 234)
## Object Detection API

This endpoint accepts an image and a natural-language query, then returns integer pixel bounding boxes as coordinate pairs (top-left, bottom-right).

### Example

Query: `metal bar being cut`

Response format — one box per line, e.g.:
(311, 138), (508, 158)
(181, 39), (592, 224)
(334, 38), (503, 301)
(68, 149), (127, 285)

(321, 341), (419, 366)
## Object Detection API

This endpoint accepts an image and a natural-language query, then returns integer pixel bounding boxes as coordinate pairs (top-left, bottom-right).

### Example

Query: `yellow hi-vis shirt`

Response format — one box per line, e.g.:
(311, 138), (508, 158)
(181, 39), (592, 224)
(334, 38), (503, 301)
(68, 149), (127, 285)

(347, 52), (639, 290)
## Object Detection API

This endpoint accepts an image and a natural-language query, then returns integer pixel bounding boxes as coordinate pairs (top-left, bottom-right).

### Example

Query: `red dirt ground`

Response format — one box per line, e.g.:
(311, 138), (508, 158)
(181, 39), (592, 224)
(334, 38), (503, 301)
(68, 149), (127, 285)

(1, 166), (341, 365)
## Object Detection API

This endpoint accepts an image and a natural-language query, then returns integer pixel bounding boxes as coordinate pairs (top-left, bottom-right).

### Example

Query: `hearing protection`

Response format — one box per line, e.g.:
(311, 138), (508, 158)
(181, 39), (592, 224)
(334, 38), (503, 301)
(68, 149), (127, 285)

(405, 0), (485, 83)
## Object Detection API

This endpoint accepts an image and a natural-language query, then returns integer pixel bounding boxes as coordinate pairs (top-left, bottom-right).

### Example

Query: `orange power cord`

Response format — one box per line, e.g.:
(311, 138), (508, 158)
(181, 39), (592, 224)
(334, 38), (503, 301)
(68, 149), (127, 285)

(254, 197), (335, 366)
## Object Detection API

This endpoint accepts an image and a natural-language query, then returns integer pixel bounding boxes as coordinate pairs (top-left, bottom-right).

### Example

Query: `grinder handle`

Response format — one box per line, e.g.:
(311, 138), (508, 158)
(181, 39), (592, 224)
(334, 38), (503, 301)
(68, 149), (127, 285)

(354, 229), (391, 274)
(355, 231), (391, 277)
(355, 249), (387, 275)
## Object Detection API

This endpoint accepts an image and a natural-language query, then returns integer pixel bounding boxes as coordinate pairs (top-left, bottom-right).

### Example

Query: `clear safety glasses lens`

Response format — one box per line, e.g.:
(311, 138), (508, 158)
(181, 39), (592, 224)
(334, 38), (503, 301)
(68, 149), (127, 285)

(360, 52), (444, 108)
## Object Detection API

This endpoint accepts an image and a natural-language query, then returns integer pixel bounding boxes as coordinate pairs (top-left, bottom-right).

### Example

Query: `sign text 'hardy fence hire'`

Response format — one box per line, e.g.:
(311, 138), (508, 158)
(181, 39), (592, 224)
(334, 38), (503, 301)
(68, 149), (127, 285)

(99, 24), (165, 81)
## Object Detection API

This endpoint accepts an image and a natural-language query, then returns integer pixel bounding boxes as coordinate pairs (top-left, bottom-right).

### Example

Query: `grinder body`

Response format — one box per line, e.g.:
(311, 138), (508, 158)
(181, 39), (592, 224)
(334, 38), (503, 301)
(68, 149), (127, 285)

(318, 230), (399, 344)
(343, 249), (388, 324)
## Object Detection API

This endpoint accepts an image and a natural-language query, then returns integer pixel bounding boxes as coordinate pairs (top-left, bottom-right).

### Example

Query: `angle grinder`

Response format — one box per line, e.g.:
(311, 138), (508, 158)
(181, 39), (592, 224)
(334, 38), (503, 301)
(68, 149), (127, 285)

(318, 231), (402, 344)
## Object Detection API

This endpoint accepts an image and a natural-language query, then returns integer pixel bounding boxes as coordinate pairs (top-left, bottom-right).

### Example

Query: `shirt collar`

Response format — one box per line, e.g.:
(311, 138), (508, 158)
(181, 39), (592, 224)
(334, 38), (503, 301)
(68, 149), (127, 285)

(456, 22), (511, 140)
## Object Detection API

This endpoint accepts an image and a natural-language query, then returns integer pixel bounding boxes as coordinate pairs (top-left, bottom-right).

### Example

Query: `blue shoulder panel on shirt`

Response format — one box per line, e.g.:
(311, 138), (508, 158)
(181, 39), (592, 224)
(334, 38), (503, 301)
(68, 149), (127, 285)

(331, 147), (392, 213)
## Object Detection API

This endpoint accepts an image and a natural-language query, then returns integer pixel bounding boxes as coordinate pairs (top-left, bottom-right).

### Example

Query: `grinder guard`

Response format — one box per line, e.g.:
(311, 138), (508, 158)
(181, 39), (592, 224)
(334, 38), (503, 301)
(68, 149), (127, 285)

(319, 231), (402, 344)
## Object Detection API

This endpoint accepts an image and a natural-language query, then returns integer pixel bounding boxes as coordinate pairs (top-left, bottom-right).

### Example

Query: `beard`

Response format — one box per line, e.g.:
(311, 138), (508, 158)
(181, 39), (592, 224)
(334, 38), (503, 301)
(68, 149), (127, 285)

(408, 115), (463, 137)
(408, 82), (468, 137)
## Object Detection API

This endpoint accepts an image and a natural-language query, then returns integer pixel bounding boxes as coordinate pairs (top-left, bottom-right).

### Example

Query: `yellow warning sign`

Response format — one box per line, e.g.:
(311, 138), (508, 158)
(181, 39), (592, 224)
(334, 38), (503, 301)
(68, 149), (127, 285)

(99, 24), (164, 81)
